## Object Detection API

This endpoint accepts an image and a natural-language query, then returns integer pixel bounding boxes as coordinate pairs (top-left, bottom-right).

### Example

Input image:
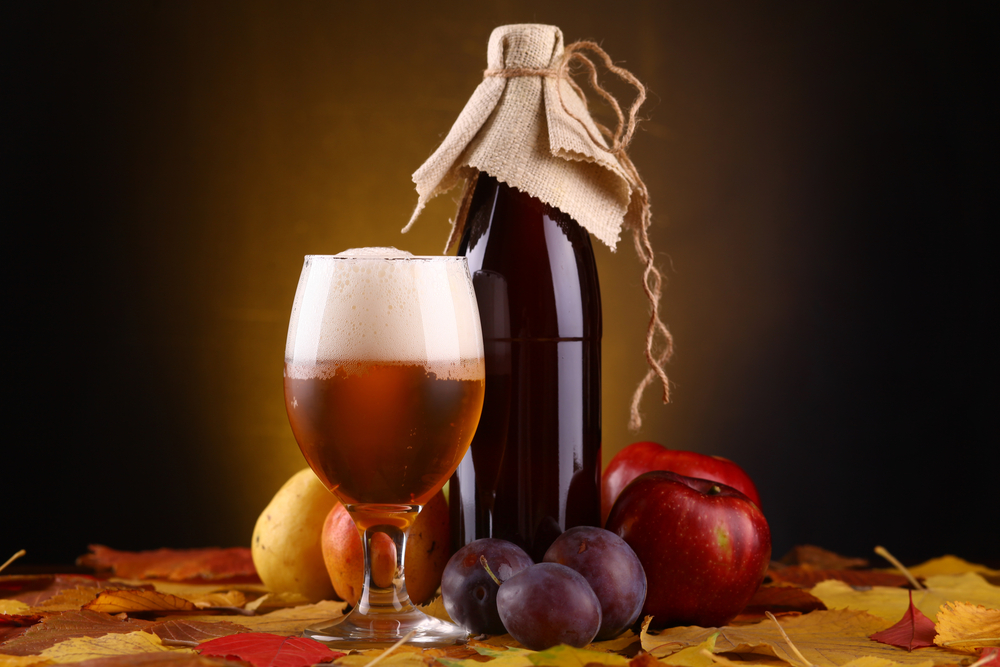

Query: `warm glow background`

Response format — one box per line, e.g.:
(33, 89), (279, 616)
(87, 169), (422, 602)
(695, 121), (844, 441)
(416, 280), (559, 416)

(5, 3), (996, 566)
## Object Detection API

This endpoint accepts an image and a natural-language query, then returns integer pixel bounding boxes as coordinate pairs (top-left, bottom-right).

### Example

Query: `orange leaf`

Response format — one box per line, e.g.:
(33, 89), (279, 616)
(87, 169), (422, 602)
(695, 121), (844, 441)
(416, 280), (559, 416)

(78, 545), (259, 583)
(83, 589), (198, 614)
(933, 601), (1000, 653)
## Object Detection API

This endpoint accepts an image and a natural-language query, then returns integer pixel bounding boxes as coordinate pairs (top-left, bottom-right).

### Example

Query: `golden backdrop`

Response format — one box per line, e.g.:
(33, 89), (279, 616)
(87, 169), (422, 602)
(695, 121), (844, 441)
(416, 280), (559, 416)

(5, 2), (996, 566)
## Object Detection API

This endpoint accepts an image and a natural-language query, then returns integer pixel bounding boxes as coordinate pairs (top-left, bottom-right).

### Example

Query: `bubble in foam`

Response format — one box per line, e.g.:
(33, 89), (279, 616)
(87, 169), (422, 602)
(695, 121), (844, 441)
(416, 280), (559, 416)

(285, 250), (483, 381)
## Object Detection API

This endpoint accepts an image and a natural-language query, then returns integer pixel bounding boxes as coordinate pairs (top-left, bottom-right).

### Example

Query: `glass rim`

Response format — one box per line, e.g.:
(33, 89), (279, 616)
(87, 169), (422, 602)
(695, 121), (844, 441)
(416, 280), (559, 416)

(304, 254), (467, 262)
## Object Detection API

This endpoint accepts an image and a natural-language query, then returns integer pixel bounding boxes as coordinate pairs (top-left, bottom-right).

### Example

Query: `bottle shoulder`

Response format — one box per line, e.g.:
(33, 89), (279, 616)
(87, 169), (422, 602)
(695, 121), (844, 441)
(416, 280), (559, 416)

(459, 174), (601, 340)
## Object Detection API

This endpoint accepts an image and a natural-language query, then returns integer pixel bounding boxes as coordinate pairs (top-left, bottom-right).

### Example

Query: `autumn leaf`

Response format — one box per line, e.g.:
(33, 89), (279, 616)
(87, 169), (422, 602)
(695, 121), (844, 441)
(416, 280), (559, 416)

(526, 644), (630, 667)
(768, 567), (909, 589)
(641, 609), (959, 666)
(907, 556), (1000, 582)
(813, 573), (1000, 623)
(195, 632), (342, 667)
(38, 630), (186, 663)
(0, 610), (153, 656)
(736, 585), (828, 621)
(976, 647), (1000, 667)
(0, 602), (31, 616)
(1, 575), (102, 607)
(149, 619), (251, 646)
(870, 591), (937, 651)
(778, 546), (870, 570)
(63, 654), (235, 667)
(184, 599), (347, 636)
(83, 589), (198, 614)
(932, 602), (1000, 653)
(78, 546), (259, 584)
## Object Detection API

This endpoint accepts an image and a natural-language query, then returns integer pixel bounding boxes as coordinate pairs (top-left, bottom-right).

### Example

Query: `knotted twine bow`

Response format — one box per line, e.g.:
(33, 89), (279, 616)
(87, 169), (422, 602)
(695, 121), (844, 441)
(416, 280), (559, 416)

(484, 41), (674, 430)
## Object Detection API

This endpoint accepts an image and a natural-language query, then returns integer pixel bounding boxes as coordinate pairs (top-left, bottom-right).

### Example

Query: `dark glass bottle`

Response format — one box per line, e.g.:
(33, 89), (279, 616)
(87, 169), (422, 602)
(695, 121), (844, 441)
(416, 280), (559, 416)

(450, 173), (602, 562)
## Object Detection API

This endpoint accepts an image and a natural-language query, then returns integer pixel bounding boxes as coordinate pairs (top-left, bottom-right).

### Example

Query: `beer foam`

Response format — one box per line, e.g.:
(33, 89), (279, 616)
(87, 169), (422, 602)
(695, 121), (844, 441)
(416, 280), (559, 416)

(285, 250), (484, 380)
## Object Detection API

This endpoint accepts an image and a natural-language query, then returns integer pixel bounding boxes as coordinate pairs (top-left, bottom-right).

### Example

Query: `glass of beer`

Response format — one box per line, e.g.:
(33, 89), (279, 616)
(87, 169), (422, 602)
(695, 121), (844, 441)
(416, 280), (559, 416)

(283, 248), (485, 647)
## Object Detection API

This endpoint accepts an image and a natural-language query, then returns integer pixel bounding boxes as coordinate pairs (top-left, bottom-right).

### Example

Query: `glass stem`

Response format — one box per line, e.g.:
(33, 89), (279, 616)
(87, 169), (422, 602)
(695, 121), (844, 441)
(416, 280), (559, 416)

(353, 507), (420, 618)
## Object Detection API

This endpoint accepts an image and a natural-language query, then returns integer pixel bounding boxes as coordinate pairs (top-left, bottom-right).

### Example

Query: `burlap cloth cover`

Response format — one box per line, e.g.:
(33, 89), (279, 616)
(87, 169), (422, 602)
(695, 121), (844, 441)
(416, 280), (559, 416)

(404, 23), (672, 428)
(404, 24), (635, 247)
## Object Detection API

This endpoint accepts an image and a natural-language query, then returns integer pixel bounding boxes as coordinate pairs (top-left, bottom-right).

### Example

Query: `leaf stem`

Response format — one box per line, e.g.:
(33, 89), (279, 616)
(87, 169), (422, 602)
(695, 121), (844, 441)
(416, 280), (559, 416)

(874, 546), (925, 590)
(766, 611), (816, 667)
(0, 549), (26, 574)
(361, 629), (417, 667)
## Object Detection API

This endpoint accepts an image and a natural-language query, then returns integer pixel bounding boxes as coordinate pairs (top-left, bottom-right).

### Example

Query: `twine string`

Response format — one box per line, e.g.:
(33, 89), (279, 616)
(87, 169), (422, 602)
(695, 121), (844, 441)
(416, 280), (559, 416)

(485, 41), (673, 430)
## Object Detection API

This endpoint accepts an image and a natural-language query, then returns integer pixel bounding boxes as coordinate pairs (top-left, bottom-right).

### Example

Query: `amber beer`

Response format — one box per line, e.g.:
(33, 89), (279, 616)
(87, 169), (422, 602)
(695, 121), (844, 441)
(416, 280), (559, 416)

(284, 359), (484, 508)
(283, 251), (485, 527)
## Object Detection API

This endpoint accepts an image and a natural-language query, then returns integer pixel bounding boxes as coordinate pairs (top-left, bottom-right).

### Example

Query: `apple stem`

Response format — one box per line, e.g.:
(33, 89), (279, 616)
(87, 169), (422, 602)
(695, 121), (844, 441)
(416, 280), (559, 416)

(874, 545), (925, 590)
(361, 628), (417, 667)
(766, 611), (816, 667)
(479, 555), (503, 586)
(0, 549), (25, 575)
(709, 485), (722, 495)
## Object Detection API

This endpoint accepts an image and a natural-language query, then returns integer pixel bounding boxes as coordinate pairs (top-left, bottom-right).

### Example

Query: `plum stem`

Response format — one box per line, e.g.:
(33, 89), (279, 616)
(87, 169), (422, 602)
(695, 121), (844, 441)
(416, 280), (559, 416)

(479, 555), (502, 586)
(766, 611), (816, 667)
(874, 545), (925, 590)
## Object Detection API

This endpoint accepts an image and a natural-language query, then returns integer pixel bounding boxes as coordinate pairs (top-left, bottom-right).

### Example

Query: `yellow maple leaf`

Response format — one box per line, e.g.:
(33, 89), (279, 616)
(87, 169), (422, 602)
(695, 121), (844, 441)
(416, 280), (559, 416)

(656, 632), (719, 667)
(0, 655), (51, 667)
(37, 630), (194, 663)
(838, 658), (935, 667)
(933, 601), (1000, 653)
(811, 572), (1000, 622)
(907, 556), (1000, 580)
(0, 600), (31, 615)
(642, 609), (959, 667)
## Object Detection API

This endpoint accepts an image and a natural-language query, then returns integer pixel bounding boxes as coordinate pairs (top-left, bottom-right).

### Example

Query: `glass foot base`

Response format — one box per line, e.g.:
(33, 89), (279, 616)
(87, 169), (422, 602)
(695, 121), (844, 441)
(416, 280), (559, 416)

(304, 609), (468, 649)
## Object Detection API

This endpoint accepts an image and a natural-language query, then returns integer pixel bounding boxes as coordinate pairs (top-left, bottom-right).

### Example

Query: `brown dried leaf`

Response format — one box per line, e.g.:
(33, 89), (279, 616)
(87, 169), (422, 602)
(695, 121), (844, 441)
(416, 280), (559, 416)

(768, 566), (910, 589)
(180, 600), (347, 636)
(0, 610), (153, 656)
(83, 590), (197, 614)
(78, 546), (259, 584)
(148, 619), (251, 645)
(778, 546), (870, 570)
(933, 602), (1000, 653)
(736, 585), (828, 621)
(1, 575), (103, 607)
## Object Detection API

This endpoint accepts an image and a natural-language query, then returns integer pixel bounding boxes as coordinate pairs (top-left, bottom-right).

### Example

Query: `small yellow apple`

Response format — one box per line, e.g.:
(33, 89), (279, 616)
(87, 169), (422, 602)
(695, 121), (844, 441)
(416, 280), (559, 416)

(321, 490), (450, 605)
(251, 468), (339, 602)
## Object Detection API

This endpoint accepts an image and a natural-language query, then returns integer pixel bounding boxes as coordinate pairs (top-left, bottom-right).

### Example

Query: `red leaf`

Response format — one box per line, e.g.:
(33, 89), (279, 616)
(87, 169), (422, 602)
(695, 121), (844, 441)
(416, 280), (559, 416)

(77, 545), (260, 583)
(979, 648), (1000, 667)
(195, 632), (344, 667)
(870, 590), (937, 651)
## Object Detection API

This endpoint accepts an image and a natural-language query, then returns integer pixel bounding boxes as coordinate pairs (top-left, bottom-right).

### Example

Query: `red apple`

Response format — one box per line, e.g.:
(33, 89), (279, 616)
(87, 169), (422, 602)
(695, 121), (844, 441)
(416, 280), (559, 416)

(605, 470), (770, 628)
(602, 441), (761, 525)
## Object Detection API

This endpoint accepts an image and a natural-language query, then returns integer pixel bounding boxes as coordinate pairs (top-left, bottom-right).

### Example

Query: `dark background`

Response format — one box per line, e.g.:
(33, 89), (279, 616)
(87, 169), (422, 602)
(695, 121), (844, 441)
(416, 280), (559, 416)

(3, 2), (997, 568)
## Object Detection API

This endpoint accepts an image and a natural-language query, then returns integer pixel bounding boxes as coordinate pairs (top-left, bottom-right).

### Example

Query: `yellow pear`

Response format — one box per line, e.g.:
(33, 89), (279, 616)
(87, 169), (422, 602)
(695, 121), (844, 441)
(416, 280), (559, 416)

(251, 467), (339, 602)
